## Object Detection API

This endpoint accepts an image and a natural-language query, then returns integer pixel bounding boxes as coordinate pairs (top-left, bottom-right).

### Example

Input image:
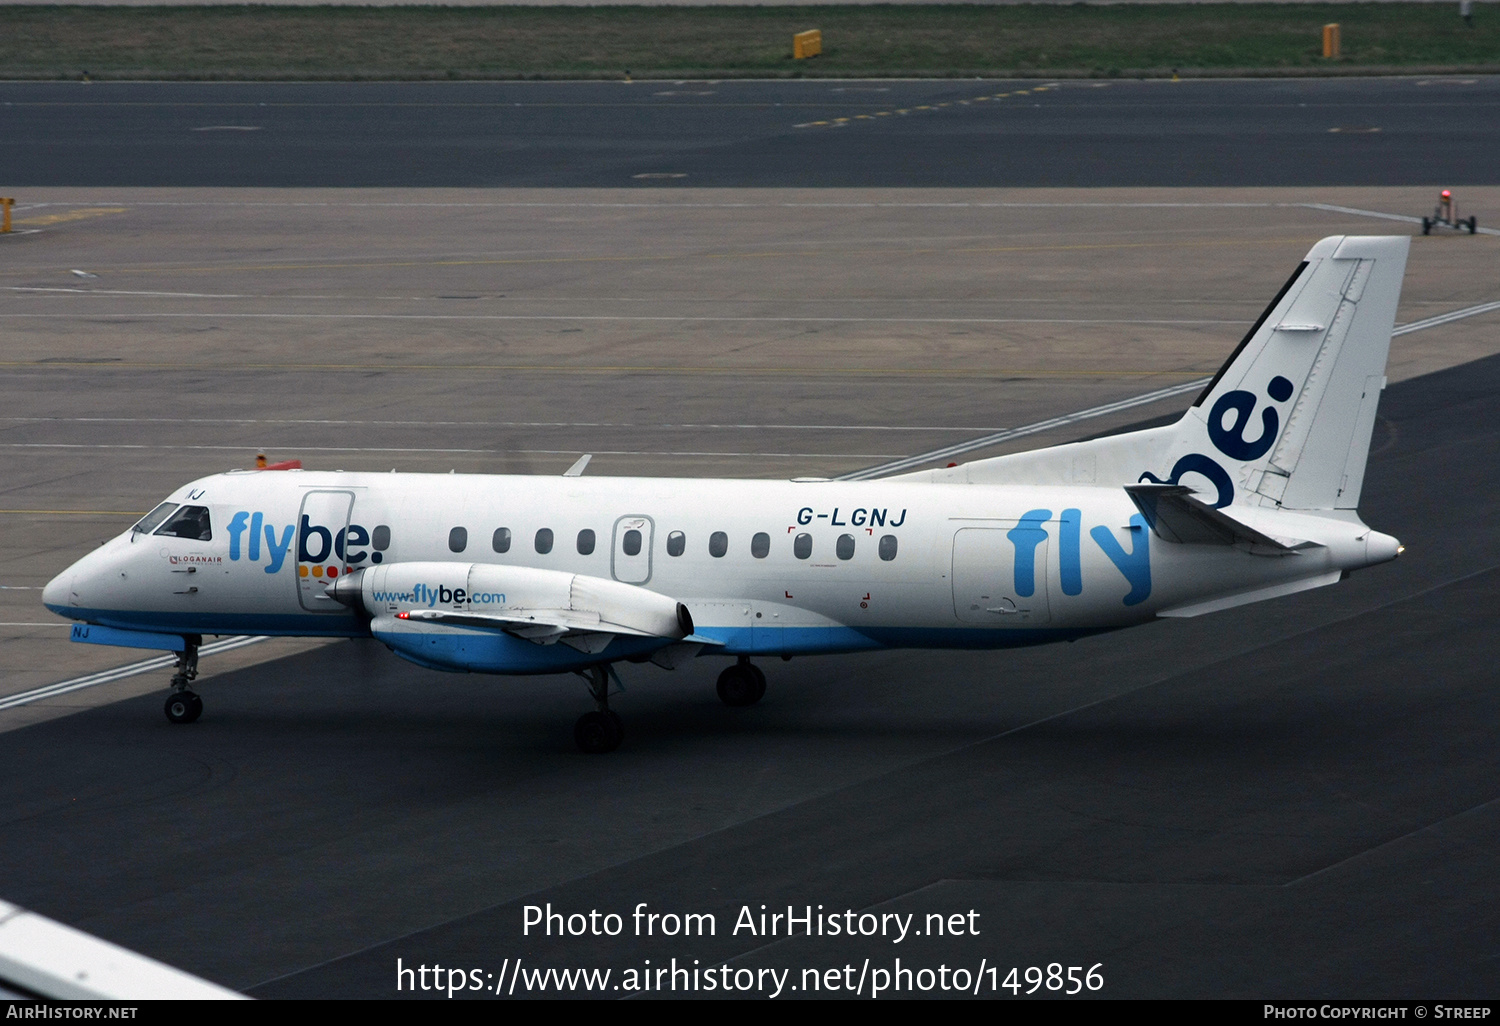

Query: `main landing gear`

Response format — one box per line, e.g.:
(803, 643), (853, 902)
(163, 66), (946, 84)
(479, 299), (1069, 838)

(716, 656), (766, 707)
(574, 664), (623, 754)
(163, 634), (202, 724)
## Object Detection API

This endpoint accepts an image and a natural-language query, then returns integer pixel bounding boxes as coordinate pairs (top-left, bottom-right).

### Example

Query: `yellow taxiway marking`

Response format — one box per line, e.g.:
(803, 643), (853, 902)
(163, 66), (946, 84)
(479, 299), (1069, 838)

(793, 84), (1055, 130)
(13, 207), (127, 227)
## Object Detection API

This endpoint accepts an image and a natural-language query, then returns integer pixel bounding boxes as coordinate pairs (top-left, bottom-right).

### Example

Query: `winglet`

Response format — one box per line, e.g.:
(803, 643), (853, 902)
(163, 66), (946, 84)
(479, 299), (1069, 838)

(563, 454), (592, 477)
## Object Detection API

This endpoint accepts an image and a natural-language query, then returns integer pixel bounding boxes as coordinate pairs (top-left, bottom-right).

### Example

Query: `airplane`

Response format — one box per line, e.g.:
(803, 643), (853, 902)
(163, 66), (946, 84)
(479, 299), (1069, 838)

(44, 235), (1408, 753)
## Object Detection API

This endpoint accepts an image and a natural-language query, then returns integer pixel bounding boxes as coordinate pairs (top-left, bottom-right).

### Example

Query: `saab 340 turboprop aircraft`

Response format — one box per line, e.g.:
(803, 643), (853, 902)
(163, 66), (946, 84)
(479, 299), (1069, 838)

(45, 235), (1408, 752)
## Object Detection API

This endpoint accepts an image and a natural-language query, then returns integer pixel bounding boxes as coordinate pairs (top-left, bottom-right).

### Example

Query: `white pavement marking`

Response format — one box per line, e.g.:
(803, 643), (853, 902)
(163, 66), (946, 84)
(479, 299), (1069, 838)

(1387, 300), (1500, 333)
(0, 200), (1289, 210)
(838, 377), (1212, 481)
(0, 417), (1006, 432)
(0, 635), (266, 712)
(0, 444), (904, 459)
(7, 287), (248, 298)
(841, 299), (1500, 480)
(1299, 201), (1500, 237)
(0, 313), (1245, 325)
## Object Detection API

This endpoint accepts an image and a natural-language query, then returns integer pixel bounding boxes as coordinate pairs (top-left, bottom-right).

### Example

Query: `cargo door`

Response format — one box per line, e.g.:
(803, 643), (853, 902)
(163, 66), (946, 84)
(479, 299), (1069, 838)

(952, 526), (1051, 625)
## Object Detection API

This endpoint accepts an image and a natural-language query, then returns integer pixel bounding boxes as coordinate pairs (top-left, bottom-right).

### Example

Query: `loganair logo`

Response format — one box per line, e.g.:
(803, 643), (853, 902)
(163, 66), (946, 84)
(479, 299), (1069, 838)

(1010, 508), (1152, 606)
(1139, 375), (1295, 508)
(370, 583), (508, 607)
(225, 512), (384, 575)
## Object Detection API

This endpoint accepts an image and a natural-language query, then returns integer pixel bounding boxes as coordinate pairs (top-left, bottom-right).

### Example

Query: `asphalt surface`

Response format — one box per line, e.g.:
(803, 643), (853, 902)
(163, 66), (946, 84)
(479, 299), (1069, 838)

(3, 76), (1499, 188)
(1, 350), (1497, 998)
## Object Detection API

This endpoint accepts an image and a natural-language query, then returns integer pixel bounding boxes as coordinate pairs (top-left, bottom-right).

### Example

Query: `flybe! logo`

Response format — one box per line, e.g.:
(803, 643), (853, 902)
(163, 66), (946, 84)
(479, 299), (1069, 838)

(1140, 376), (1296, 508)
(1010, 508), (1152, 606)
(225, 513), (385, 574)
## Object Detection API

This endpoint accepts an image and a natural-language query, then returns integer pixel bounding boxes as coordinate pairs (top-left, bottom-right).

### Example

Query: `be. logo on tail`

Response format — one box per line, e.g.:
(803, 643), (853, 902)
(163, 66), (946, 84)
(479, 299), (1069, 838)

(1139, 376), (1295, 508)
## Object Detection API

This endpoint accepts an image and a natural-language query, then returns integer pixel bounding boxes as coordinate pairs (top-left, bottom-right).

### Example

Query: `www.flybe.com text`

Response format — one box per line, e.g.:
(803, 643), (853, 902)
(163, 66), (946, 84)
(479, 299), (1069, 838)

(370, 583), (507, 607)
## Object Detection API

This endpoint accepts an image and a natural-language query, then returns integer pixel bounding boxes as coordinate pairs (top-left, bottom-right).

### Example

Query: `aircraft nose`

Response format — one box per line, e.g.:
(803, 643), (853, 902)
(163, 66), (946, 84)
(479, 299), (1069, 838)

(42, 568), (77, 615)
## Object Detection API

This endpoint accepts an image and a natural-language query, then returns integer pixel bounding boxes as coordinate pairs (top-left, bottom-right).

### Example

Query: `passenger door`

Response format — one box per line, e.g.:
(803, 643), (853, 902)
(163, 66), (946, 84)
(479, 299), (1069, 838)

(296, 490), (355, 612)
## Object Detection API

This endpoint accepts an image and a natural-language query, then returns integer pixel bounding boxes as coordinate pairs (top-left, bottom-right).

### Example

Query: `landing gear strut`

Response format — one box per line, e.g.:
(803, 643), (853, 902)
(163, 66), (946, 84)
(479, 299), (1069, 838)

(574, 664), (623, 754)
(717, 656), (766, 707)
(163, 634), (202, 724)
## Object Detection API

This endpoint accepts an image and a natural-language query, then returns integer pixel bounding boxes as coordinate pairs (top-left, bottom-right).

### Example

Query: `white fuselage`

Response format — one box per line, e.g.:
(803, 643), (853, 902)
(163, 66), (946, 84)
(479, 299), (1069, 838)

(44, 468), (1393, 668)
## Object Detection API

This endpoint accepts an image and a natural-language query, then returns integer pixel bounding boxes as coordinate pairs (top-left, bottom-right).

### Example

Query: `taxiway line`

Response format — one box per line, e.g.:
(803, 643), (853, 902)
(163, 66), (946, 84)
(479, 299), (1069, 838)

(0, 313), (1246, 326)
(1300, 202), (1500, 237)
(842, 299), (1500, 480)
(0, 444), (903, 459)
(0, 636), (266, 712)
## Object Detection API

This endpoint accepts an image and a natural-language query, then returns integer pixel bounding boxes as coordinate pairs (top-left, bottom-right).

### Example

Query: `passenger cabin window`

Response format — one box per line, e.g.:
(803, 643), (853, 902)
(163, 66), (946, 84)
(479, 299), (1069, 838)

(133, 502), (178, 536)
(577, 529), (596, 555)
(154, 505), (212, 541)
(709, 531), (728, 558)
(492, 527), (511, 553)
(837, 534), (856, 560)
(879, 535), (898, 561)
(372, 525), (391, 552)
(666, 531), (686, 557)
(751, 532), (770, 558)
(535, 528), (554, 554)
(622, 529), (642, 556)
(793, 533), (812, 559)
(448, 527), (468, 553)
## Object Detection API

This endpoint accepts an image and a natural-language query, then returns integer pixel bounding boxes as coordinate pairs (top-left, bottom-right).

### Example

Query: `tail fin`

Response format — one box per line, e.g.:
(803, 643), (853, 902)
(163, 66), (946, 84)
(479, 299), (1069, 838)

(1176, 234), (1407, 511)
(916, 235), (1409, 513)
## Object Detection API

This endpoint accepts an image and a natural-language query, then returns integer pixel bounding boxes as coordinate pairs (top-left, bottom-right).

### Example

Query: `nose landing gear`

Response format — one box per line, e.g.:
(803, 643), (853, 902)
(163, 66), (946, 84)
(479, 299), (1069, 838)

(163, 634), (202, 724)
(574, 664), (623, 754)
(164, 690), (202, 724)
(716, 656), (766, 707)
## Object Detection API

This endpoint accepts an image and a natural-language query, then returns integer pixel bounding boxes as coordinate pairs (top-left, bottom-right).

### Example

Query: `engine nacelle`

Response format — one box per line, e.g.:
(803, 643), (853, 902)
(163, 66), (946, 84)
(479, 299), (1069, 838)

(331, 562), (695, 674)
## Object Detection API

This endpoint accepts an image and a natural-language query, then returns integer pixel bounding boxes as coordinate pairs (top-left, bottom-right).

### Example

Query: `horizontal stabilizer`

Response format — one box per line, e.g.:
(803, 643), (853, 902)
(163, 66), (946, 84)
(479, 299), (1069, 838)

(1124, 484), (1313, 555)
(1158, 570), (1343, 618)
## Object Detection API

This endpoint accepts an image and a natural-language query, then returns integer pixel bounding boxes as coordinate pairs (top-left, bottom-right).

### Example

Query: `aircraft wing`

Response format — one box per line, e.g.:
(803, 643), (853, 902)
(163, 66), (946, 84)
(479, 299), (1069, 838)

(399, 607), (724, 656)
(1123, 484), (1318, 555)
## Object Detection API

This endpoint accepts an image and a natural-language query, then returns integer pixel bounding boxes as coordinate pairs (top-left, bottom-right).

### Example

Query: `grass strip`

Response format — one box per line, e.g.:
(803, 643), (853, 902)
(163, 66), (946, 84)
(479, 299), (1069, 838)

(0, 4), (1495, 80)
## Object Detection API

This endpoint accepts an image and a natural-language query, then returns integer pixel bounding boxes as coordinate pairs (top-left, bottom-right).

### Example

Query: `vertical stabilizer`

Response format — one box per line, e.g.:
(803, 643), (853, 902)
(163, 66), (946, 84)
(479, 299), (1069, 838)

(907, 236), (1409, 515)
(1178, 235), (1407, 511)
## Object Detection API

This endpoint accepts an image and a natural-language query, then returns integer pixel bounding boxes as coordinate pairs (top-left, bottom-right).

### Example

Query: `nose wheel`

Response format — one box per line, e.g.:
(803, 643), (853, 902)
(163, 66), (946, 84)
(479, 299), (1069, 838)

(574, 664), (623, 753)
(163, 635), (202, 725)
(165, 690), (203, 724)
(717, 657), (766, 707)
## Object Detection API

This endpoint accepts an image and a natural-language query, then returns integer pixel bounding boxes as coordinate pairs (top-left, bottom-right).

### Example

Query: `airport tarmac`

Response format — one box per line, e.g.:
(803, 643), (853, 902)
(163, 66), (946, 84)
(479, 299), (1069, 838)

(1, 187), (1497, 997)
(4, 77), (1499, 188)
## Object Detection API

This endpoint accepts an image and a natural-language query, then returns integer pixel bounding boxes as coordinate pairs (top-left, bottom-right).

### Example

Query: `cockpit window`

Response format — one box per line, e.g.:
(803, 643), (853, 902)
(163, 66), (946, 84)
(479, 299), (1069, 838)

(132, 502), (179, 535)
(154, 505), (212, 541)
